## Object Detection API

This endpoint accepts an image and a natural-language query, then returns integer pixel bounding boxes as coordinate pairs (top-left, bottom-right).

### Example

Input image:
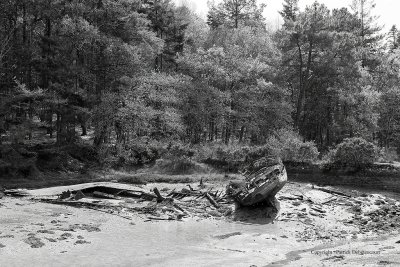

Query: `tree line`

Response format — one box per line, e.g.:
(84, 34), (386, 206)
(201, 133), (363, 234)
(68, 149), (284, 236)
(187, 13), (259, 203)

(1, 0), (400, 158)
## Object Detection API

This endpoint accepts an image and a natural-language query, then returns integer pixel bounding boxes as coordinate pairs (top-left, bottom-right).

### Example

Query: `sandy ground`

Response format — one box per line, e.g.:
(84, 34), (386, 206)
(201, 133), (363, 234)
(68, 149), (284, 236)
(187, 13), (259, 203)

(1, 182), (400, 267)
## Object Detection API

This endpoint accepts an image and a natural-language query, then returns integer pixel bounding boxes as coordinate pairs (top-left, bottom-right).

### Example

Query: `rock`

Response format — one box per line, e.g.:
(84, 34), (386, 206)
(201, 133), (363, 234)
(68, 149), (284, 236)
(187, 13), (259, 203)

(58, 233), (73, 240)
(74, 240), (91, 245)
(352, 205), (362, 213)
(309, 211), (319, 217)
(37, 230), (55, 234)
(24, 236), (45, 248)
(381, 205), (390, 212)
(292, 201), (301, 206)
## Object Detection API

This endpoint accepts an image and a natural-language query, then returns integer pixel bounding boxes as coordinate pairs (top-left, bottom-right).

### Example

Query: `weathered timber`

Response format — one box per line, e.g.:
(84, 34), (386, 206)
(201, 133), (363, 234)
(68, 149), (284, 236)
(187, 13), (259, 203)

(153, 187), (165, 202)
(93, 191), (117, 199)
(313, 186), (351, 198)
(205, 192), (220, 208)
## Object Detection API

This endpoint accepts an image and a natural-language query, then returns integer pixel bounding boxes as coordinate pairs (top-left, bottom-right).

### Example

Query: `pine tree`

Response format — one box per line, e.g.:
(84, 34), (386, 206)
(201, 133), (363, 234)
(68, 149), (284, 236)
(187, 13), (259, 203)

(207, 0), (265, 29)
(350, 0), (383, 68)
(387, 25), (399, 51)
(279, 0), (299, 22)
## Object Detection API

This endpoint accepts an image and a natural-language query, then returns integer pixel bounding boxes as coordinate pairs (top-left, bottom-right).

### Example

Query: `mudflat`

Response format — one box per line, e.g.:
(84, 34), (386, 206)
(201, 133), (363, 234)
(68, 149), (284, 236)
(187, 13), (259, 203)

(1, 181), (400, 267)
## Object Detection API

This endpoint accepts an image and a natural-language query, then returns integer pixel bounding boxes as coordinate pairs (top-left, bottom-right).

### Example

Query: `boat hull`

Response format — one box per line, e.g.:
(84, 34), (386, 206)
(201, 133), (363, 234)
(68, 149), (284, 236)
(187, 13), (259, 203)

(228, 165), (287, 207)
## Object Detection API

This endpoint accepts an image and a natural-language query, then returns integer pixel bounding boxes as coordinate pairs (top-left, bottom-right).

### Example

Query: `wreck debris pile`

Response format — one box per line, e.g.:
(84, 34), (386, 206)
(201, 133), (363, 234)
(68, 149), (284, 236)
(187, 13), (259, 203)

(277, 184), (400, 241)
(4, 176), (400, 245)
(33, 163), (289, 222)
(33, 184), (236, 221)
(344, 194), (400, 233)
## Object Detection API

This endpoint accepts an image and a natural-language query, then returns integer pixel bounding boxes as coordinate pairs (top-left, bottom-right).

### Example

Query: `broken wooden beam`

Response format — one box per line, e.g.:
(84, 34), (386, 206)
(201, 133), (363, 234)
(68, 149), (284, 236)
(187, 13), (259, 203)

(187, 184), (195, 191)
(4, 189), (31, 197)
(146, 216), (173, 221)
(321, 196), (338, 204)
(93, 191), (117, 199)
(116, 190), (142, 198)
(205, 192), (220, 208)
(311, 206), (326, 213)
(140, 192), (157, 201)
(313, 186), (351, 198)
(166, 189), (176, 197)
(153, 187), (165, 202)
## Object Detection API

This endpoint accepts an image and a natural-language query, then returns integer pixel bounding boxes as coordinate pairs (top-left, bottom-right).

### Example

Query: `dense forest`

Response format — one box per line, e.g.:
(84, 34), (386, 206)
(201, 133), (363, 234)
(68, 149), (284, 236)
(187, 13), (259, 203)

(1, 0), (400, 176)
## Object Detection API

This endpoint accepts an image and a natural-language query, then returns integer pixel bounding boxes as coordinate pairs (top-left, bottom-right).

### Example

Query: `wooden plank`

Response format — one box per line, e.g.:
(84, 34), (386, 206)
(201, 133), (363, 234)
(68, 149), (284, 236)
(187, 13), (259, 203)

(205, 192), (220, 208)
(93, 191), (117, 199)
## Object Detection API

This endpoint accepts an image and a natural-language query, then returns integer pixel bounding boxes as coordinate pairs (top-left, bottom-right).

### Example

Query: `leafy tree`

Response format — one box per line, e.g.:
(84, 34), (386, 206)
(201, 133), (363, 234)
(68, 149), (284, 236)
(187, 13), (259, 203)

(178, 26), (290, 144)
(278, 2), (382, 148)
(175, 4), (209, 51)
(140, 0), (188, 71)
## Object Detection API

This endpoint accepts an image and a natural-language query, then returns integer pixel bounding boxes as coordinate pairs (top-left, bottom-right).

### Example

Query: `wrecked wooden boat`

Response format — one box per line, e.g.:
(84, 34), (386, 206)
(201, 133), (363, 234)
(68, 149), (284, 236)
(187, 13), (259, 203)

(227, 162), (287, 206)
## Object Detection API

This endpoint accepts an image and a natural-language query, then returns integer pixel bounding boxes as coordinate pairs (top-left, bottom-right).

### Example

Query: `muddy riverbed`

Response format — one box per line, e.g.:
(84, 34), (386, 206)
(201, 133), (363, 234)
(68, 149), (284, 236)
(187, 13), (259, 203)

(1, 181), (400, 266)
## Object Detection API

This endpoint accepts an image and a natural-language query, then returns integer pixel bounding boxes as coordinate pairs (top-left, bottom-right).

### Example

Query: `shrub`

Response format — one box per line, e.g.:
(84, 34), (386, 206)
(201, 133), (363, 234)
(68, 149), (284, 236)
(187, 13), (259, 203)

(377, 147), (398, 163)
(193, 143), (252, 172)
(98, 140), (161, 168)
(333, 137), (378, 168)
(297, 141), (320, 163)
(164, 143), (195, 161)
(0, 145), (39, 177)
(265, 129), (319, 163)
(321, 147), (337, 164)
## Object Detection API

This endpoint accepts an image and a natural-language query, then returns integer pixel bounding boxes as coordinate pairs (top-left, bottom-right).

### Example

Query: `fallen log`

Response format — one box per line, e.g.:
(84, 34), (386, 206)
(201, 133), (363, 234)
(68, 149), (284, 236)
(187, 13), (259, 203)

(205, 192), (220, 208)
